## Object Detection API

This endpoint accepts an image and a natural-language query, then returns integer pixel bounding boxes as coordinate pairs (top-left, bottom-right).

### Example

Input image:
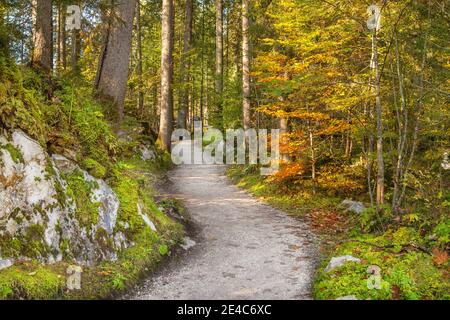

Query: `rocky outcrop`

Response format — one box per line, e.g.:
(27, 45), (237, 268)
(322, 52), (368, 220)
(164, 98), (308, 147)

(0, 130), (141, 268)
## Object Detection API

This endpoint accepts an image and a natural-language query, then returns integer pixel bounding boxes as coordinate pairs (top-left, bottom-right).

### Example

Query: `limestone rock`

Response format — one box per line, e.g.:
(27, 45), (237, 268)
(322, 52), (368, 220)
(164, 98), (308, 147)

(139, 144), (157, 161)
(0, 130), (128, 266)
(325, 255), (361, 272)
(137, 203), (157, 232)
(0, 258), (13, 271)
(341, 200), (366, 214)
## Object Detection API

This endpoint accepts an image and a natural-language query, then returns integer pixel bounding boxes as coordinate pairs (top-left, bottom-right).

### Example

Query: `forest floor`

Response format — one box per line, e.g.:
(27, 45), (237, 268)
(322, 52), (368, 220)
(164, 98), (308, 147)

(124, 143), (319, 300)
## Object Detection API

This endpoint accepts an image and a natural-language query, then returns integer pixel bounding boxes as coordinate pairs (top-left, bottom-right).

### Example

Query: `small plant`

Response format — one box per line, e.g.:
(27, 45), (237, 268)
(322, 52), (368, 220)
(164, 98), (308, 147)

(111, 272), (127, 291)
(359, 205), (393, 233)
(158, 244), (169, 256)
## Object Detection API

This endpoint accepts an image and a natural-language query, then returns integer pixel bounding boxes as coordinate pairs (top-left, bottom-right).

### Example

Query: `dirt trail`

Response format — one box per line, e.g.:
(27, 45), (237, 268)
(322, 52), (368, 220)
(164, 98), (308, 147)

(126, 156), (318, 300)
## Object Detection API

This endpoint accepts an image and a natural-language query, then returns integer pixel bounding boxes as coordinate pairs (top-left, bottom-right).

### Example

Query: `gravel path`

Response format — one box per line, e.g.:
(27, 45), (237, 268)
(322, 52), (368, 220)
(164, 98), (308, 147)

(125, 158), (318, 300)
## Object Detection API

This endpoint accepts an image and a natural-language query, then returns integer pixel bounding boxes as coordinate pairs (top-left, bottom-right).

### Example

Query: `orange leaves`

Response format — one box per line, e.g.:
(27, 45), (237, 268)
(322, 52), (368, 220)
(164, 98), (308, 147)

(310, 209), (349, 235)
(270, 163), (306, 183)
(432, 248), (449, 266)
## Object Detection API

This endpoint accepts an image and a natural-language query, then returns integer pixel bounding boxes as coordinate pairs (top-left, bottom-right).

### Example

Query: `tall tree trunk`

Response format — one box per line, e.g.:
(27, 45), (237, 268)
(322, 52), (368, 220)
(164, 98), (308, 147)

(31, 0), (52, 74)
(57, 4), (61, 72)
(136, 0), (144, 117)
(178, 0), (193, 130)
(71, 28), (81, 73)
(213, 0), (223, 128)
(199, 0), (206, 130)
(95, 0), (136, 124)
(158, 0), (174, 151)
(60, 3), (67, 70)
(372, 29), (385, 206)
(242, 0), (250, 130)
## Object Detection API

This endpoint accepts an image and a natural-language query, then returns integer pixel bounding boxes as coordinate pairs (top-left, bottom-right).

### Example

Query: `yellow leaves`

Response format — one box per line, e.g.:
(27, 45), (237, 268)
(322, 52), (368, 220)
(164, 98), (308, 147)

(315, 119), (351, 136)
(288, 111), (330, 121)
(257, 76), (288, 83)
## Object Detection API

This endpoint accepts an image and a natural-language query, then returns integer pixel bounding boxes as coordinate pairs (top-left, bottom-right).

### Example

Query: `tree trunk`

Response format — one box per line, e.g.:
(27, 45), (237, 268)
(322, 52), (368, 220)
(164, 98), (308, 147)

(158, 0), (174, 151)
(95, 0), (136, 124)
(31, 0), (52, 74)
(71, 28), (81, 73)
(57, 4), (61, 72)
(60, 3), (67, 70)
(279, 117), (291, 162)
(178, 0), (193, 130)
(372, 30), (385, 206)
(242, 0), (251, 130)
(136, 0), (144, 117)
(213, 0), (223, 128)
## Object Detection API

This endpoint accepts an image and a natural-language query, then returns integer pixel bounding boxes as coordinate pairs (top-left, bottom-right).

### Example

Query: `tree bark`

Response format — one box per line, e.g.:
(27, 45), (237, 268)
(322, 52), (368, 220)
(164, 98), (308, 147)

(178, 0), (193, 130)
(213, 0), (223, 128)
(158, 0), (174, 151)
(71, 28), (81, 73)
(31, 0), (52, 74)
(95, 0), (136, 124)
(372, 30), (385, 206)
(242, 0), (251, 130)
(136, 0), (144, 117)
(60, 3), (67, 70)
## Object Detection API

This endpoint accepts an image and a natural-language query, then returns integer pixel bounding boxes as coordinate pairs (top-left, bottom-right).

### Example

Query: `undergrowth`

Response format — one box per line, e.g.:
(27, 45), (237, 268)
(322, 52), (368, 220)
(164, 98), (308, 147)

(226, 165), (449, 300)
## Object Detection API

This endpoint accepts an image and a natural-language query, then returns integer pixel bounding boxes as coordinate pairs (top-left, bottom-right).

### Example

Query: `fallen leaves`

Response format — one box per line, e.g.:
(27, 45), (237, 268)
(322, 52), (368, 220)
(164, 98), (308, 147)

(432, 248), (449, 266)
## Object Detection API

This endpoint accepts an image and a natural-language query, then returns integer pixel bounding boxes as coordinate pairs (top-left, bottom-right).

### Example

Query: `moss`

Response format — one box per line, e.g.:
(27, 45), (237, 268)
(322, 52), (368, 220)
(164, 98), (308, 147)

(0, 143), (24, 164)
(313, 232), (450, 300)
(82, 158), (107, 179)
(112, 169), (143, 236)
(0, 234), (22, 258)
(0, 223), (53, 260)
(22, 224), (51, 259)
(59, 238), (72, 260)
(64, 169), (100, 231)
(0, 261), (64, 299)
(95, 228), (114, 252)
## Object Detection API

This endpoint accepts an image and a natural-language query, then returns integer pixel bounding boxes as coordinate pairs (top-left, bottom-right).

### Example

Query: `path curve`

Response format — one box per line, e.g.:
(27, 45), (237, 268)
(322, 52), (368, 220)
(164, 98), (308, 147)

(126, 156), (318, 300)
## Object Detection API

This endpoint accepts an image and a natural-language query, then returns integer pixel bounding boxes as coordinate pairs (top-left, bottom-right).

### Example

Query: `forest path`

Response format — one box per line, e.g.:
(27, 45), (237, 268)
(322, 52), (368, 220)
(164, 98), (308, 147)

(125, 146), (318, 300)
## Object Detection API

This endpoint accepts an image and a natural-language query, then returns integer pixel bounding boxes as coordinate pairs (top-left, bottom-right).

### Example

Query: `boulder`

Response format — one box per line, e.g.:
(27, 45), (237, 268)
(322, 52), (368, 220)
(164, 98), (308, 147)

(0, 130), (128, 266)
(341, 200), (366, 214)
(325, 255), (361, 272)
(139, 144), (157, 161)
(0, 258), (13, 271)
